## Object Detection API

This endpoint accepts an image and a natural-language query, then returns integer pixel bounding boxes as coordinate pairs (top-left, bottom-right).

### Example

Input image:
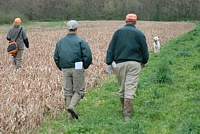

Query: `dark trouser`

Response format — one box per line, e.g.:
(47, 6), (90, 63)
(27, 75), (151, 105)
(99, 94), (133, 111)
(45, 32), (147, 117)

(12, 49), (24, 69)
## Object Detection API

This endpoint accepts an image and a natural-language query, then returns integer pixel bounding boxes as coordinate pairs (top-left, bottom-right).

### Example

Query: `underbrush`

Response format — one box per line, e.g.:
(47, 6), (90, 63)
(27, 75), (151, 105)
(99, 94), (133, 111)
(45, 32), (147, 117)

(37, 22), (200, 134)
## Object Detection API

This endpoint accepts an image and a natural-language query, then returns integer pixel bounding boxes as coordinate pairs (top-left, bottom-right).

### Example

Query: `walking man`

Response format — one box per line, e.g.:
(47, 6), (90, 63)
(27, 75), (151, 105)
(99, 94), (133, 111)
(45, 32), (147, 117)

(54, 20), (92, 120)
(106, 13), (149, 122)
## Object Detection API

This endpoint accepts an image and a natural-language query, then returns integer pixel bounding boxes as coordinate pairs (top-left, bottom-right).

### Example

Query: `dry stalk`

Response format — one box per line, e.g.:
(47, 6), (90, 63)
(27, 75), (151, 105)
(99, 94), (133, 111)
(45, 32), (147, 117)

(0, 21), (195, 133)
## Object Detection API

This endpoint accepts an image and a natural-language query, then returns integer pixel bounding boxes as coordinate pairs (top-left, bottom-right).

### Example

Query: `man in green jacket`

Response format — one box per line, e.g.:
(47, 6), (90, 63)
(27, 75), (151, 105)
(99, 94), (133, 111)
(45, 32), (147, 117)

(106, 13), (149, 122)
(54, 20), (92, 120)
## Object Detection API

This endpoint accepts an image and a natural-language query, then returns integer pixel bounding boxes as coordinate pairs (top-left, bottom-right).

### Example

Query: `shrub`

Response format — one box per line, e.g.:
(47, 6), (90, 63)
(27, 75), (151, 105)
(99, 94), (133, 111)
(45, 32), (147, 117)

(176, 51), (191, 57)
(192, 63), (200, 70)
(0, 12), (28, 24)
(152, 57), (173, 84)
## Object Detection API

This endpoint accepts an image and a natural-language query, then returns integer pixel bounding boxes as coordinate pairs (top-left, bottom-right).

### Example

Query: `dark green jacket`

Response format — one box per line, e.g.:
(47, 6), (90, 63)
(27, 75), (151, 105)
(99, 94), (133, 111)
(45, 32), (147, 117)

(106, 24), (149, 65)
(54, 34), (92, 70)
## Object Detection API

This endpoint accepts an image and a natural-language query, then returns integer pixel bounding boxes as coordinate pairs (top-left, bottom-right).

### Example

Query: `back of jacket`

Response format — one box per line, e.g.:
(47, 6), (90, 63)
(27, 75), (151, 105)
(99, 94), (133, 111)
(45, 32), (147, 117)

(54, 34), (92, 69)
(106, 24), (149, 65)
(6, 26), (28, 50)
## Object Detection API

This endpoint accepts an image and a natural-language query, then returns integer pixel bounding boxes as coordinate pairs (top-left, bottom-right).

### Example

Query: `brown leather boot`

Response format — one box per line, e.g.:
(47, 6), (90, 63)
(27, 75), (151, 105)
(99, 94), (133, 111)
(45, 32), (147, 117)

(123, 99), (134, 122)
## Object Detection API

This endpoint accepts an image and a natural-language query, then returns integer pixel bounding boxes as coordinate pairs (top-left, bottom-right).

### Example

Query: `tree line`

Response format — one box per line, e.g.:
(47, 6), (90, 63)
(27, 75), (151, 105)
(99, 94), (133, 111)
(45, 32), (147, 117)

(0, 0), (200, 24)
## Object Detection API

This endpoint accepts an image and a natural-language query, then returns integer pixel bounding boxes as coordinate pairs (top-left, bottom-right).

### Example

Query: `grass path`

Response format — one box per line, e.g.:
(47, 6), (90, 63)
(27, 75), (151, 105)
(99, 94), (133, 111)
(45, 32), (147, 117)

(37, 22), (200, 134)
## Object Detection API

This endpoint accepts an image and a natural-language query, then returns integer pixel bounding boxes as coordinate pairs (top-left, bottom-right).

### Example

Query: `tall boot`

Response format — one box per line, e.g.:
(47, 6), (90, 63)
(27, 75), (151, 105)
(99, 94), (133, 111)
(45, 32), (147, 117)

(67, 92), (82, 119)
(120, 98), (124, 111)
(123, 98), (134, 122)
(65, 96), (73, 120)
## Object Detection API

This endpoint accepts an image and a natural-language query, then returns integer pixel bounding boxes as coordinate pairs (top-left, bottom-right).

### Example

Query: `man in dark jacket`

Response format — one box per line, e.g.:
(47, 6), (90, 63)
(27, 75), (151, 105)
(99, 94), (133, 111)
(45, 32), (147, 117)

(54, 20), (92, 120)
(106, 13), (149, 122)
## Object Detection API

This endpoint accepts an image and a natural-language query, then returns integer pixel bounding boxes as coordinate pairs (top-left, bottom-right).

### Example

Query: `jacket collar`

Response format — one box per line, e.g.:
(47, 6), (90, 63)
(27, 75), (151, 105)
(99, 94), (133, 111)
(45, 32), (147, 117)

(125, 24), (136, 27)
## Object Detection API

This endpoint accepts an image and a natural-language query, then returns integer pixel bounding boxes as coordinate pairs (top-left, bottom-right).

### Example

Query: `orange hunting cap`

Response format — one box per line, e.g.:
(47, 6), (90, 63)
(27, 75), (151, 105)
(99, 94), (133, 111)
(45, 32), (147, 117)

(14, 18), (21, 23)
(126, 14), (137, 22)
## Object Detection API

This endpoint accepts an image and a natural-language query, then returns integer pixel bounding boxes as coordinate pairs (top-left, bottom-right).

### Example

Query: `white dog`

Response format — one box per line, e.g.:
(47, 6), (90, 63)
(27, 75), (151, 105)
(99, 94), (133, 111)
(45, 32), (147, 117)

(153, 36), (160, 53)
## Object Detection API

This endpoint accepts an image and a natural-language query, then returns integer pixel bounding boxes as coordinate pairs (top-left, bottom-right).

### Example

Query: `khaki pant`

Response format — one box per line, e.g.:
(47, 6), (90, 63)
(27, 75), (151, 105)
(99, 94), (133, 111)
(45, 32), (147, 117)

(62, 68), (85, 99)
(114, 61), (141, 99)
(12, 49), (24, 69)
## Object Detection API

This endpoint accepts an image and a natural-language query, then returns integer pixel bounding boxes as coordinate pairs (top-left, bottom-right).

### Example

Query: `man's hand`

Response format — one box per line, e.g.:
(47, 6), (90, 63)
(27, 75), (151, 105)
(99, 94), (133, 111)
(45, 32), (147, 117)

(140, 63), (145, 68)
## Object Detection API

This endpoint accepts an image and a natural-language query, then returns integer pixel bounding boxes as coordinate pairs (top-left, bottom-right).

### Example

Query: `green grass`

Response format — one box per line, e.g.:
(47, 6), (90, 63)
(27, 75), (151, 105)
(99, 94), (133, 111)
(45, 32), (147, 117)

(37, 22), (200, 134)
(48, 21), (67, 27)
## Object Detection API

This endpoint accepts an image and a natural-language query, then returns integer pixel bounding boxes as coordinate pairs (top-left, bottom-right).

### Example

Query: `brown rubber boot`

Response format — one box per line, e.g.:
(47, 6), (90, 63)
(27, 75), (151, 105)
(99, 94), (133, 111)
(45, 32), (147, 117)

(120, 98), (124, 111)
(65, 96), (73, 120)
(123, 99), (134, 122)
(67, 92), (82, 119)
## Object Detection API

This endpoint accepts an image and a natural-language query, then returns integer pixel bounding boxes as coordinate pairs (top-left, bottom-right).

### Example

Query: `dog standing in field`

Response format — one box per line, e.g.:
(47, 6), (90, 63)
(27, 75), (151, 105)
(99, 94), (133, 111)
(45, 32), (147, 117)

(153, 36), (160, 53)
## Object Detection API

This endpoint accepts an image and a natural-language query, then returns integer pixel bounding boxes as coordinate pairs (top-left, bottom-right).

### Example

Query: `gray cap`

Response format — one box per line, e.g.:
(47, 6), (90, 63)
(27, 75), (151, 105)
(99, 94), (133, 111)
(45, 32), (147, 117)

(67, 20), (78, 30)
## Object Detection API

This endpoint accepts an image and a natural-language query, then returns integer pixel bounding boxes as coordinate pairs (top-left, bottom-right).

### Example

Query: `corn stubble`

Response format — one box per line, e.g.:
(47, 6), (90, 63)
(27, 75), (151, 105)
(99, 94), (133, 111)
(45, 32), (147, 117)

(0, 21), (195, 133)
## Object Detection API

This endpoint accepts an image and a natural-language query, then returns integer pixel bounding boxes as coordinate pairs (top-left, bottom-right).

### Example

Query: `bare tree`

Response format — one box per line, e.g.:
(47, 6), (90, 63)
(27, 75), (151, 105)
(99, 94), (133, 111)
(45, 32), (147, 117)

(0, 0), (200, 23)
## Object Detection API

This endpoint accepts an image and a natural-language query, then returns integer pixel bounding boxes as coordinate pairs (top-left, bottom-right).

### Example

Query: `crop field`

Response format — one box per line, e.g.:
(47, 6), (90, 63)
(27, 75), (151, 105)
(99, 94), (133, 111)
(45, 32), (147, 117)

(0, 21), (195, 133)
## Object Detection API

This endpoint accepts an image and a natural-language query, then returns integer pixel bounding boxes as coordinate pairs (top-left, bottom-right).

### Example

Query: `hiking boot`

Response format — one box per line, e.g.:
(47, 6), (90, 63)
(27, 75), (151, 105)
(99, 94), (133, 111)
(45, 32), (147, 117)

(67, 92), (82, 119)
(65, 96), (73, 120)
(123, 98), (134, 122)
